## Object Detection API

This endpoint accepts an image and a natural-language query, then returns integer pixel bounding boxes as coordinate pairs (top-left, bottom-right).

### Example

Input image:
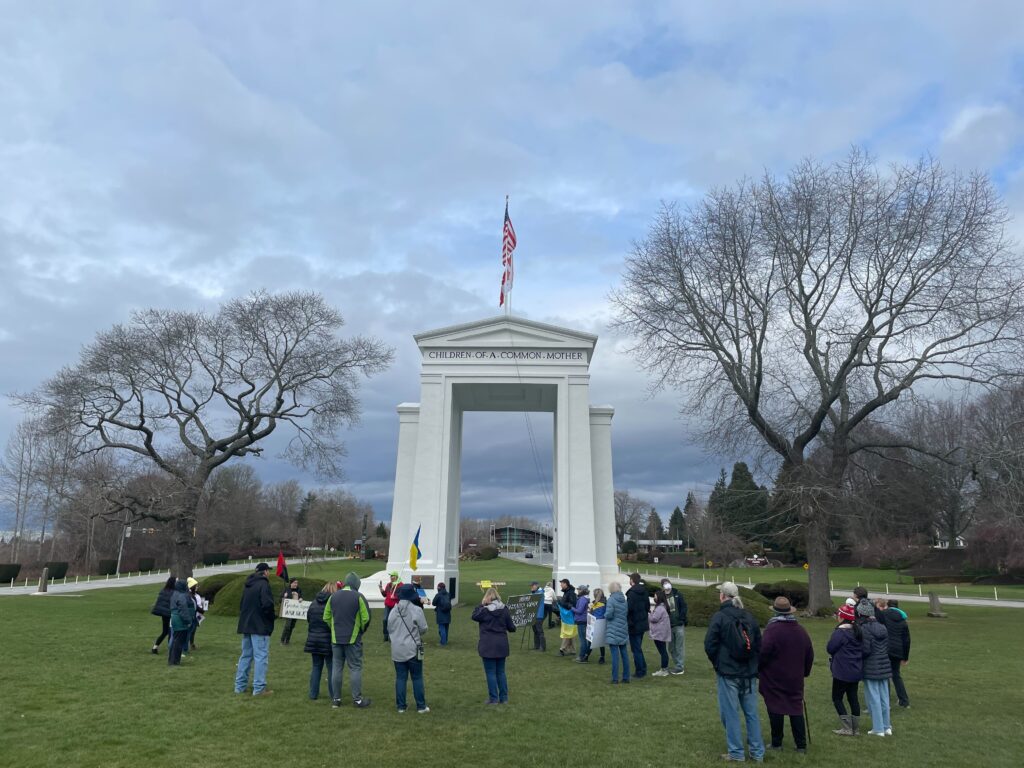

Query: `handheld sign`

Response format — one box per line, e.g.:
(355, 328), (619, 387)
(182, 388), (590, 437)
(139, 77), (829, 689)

(281, 598), (311, 621)
(505, 593), (543, 628)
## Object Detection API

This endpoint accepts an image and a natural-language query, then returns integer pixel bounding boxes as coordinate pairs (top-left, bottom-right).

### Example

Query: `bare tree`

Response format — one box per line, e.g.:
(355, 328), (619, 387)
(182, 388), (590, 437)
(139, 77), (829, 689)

(613, 150), (1024, 611)
(20, 290), (392, 576)
(614, 489), (652, 547)
(0, 419), (40, 561)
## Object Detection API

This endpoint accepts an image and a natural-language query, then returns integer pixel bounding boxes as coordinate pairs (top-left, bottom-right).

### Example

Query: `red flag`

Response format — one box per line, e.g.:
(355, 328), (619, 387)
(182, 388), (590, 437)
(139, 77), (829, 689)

(276, 551), (288, 582)
(499, 199), (517, 306)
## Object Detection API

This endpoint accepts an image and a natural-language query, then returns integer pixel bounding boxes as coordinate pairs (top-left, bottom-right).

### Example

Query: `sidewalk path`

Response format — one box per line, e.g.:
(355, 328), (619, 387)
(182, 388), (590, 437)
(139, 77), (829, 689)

(0, 557), (354, 597)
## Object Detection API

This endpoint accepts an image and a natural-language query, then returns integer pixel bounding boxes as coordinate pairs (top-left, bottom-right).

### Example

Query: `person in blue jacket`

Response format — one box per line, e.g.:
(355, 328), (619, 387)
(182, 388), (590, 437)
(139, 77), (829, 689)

(530, 581), (546, 651)
(168, 578), (196, 666)
(604, 582), (630, 684)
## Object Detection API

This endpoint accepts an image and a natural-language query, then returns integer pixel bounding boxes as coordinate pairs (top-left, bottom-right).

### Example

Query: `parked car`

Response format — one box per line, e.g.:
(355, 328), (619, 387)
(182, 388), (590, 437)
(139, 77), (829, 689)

(525, 552), (534, 559)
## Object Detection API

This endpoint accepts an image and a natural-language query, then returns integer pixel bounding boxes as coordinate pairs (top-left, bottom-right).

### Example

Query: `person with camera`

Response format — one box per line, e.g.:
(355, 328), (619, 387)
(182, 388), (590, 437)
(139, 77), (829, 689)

(387, 583), (430, 713)
(472, 587), (517, 704)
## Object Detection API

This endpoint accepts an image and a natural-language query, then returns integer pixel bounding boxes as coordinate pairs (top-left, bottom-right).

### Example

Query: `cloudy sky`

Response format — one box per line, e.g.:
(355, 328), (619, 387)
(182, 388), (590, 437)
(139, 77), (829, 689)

(3, 1), (1024, 527)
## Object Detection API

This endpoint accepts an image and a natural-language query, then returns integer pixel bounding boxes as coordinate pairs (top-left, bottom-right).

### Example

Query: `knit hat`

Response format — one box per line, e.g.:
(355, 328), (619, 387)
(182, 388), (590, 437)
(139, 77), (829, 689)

(772, 596), (796, 614)
(254, 562), (270, 572)
(856, 601), (875, 618)
(186, 577), (199, 589)
(397, 584), (417, 601)
(344, 572), (361, 590)
(845, 597), (857, 607)
(837, 604), (856, 622)
(720, 581), (739, 598)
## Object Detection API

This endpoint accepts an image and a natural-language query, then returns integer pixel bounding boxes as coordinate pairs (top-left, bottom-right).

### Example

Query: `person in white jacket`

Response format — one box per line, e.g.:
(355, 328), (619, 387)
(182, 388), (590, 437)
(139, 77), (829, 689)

(387, 584), (430, 713)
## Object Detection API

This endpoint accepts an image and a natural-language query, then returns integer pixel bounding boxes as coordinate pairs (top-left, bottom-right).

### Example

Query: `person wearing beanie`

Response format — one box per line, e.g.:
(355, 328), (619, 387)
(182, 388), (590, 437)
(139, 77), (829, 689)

(876, 598), (911, 708)
(759, 597), (814, 752)
(324, 571), (372, 709)
(704, 582), (765, 762)
(858, 601), (892, 736)
(388, 583), (429, 713)
(625, 573), (649, 678)
(431, 582), (453, 646)
(234, 563), (275, 695)
(827, 600), (865, 735)
(279, 578), (303, 645)
(529, 581), (546, 651)
(305, 581), (338, 700)
(169, 578), (196, 666)
(187, 576), (205, 652)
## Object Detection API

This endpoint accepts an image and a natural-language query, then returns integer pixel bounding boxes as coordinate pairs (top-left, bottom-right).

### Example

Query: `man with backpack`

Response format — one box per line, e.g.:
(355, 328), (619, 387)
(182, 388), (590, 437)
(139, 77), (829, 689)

(704, 582), (765, 763)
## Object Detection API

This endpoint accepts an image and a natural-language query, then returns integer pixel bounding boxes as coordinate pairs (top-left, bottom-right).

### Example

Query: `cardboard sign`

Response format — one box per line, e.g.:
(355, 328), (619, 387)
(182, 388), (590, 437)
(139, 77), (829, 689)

(505, 593), (543, 628)
(281, 598), (311, 620)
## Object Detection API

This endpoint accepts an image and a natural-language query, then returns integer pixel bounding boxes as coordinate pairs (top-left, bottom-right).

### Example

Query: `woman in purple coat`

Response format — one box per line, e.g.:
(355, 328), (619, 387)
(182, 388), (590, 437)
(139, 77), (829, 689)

(758, 597), (814, 753)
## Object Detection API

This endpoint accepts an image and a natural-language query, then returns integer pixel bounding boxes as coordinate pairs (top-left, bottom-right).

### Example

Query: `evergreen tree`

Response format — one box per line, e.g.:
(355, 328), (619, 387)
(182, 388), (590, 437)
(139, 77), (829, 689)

(721, 462), (769, 541)
(645, 508), (665, 540)
(668, 505), (686, 541)
(297, 491), (316, 528)
(707, 468), (728, 520)
(375, 521), (389, 539)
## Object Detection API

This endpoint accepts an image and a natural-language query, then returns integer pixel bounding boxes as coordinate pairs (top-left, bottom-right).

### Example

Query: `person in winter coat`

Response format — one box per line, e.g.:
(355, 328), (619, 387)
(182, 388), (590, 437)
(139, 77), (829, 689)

(168, 578), (196, 666)
(280, 578), (303, 645)
(573, 585), (592, 662)
(388, 584), (430, 713)
(625, 573), (650, 678)
(544, 583), (557, 627)
(827, 601), (864, 736)
(187, 577), (204, 652)
(530, 581), (546, 651)
(858, 602), (892, 736)
(472, 587), (516, 704)
(150, 576), (175, 654)
(876, 598), (911, 708)
(325, 571), (373, 708)
(234, 563), (276, 695)
(305, 582), (337, 700)
(661, 578), (688, 675)
(431, 582), (453, 646)
(648, 589), (672, 676)
(379, 570), (402, 642)
(759, 597), (814, 752)
(558, 580), (577, 656)
(704, 582), (765, 763)
(604, 582), (630, 683)
(588, 588), (607, 664)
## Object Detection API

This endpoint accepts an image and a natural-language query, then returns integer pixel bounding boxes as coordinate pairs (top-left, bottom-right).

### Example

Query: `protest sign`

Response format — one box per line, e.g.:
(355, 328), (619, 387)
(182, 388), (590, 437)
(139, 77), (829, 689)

(505, 593), (543, 628)
(281, 598), (311, 620)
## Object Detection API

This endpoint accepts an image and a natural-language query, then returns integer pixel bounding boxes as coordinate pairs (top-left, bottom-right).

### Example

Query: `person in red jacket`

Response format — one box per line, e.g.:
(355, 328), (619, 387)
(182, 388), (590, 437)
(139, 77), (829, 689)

(379, 571), (403, 642)
(759, 597), (814, 753)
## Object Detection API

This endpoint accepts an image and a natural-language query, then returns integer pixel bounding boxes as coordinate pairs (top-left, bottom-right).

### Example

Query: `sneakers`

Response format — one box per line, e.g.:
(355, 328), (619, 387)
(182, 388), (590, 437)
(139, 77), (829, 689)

(331, 699), (342, 709)
(417, 707), (430, 714)
(885, 728), (893, 736)
(670, 669), (685, 675)
(598, 657), (605, 664)
(354, 697), (372, 708)
(398, 708), (407, 713)
(151, 645), (159, 655)
(253, 690), (274, 697)
(652, 669), (670, 677)
(868, 730), (886, 737)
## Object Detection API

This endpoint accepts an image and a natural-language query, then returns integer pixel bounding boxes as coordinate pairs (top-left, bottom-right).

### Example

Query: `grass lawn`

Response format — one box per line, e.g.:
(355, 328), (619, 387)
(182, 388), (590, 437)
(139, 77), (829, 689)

(1, 559), (1022, 767)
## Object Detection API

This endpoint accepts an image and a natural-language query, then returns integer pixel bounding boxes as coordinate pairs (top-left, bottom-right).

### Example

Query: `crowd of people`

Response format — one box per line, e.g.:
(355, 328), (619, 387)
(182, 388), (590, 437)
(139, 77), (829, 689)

(150, 562), (914, 758)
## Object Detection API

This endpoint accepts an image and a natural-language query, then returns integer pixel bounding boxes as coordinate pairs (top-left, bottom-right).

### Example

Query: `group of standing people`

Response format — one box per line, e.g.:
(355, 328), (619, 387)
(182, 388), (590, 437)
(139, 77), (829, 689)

(151, 575), (205, 666)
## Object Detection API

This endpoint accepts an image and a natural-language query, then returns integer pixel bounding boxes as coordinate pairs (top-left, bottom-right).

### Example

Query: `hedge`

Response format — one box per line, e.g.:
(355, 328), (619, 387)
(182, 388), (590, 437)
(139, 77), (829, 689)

(642, 580), (773, 626)
(96, 559), (118, 576)
(201, 552), (230, 566)
(197, 573), (246, 604)
(752, 579), (810, 609)
(0, 564), (22, 582)
(137, 557), (156, 572)
(206, 575), (329, 618)
(43, 562), (69, 580)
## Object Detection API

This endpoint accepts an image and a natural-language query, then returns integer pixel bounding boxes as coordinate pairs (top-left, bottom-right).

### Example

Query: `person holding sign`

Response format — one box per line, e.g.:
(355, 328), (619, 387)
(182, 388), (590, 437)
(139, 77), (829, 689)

(379, 571), (403, 642)
(280, 579), (303, 645)
(530, 581), (546, 651)
(472, 587), (516, 704)
(388, 584), (430, 713)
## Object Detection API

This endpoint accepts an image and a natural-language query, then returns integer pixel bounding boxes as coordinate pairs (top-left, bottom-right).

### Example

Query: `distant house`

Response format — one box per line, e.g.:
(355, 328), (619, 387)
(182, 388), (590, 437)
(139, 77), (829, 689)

(493, 526), (553, 553)
(633, 539), (685, 553)
(934, 533), (967, 550)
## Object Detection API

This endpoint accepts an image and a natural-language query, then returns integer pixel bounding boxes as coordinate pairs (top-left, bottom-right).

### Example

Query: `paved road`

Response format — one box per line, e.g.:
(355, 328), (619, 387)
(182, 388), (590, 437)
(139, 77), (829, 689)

(0, 557), (354, 597)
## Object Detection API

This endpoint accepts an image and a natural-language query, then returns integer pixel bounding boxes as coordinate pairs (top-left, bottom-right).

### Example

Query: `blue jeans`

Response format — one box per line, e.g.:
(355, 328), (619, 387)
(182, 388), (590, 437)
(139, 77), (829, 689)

(482, 657), (508, 703)
(331, 641), (364, 703)
(438, 622), (449, 646)
(628, 632), (648, 677)
(234, 634), (270, 694)
(394, 658), (426, 710)
(309, 652), (335, 700)
(717, 675), (765, 762)
(610, 643), (630, 682)
(864, 678), (891, 732)
(576, 623), (590, 659)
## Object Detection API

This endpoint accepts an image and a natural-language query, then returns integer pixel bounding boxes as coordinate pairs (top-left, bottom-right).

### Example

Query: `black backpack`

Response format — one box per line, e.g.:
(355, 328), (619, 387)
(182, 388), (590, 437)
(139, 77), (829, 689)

(724, 613), (757, 662)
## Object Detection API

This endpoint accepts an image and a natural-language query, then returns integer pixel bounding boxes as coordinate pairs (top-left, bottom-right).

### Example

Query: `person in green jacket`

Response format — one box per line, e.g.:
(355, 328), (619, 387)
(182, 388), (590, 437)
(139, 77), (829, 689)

(324, 572), (372, 709)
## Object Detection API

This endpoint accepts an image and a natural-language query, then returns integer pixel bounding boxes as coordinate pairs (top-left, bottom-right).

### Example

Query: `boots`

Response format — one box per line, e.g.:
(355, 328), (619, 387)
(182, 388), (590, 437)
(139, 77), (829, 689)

(832, 715), (854, 736)
(851, 715), (860, 736)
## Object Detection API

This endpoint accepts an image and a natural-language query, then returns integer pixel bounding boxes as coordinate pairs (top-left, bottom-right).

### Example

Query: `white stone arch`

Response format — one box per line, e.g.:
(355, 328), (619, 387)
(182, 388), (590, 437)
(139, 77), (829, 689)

(374, 315), (618, 603)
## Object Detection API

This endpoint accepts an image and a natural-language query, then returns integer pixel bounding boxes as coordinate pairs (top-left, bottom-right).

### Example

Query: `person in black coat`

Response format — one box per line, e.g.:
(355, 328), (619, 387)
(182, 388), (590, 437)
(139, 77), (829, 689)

(280, 579), (303, 645)
(233, 563), (276, 696)
(305, 583), (337, 700)
(150, 576), (176, 654)
(625, 573), (650, 678)
(472, 587), (516, 704)
(431, 583), (453, 646)
(877, 598), (911, 708)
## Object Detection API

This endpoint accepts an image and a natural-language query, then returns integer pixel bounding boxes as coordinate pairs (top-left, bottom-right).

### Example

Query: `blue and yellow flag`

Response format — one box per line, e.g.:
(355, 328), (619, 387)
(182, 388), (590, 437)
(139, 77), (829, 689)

(410, 525), (422, 571)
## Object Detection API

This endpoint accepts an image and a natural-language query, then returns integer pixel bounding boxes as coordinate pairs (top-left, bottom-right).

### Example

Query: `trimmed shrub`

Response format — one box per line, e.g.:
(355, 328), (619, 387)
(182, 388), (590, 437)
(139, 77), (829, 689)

(753, 579), (810, 609)
(96, 559), (118, 576)
(0, 563), (22, 582)
(642, 580), (772, 626)
(197, 573), (246, 604)
(201, 552), (230, 566)
(43, 562), (68, 580)
(207, 575), (329, 618)
(476, 546), (499, 561)
(620, 541), (638, 554)
(137, 557), (156, 572)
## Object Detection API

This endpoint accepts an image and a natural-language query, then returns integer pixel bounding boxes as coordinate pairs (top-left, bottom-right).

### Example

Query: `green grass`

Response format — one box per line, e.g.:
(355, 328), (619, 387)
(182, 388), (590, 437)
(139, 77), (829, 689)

(634, 564), (1024, 601)
(2, 560), (1023, 767)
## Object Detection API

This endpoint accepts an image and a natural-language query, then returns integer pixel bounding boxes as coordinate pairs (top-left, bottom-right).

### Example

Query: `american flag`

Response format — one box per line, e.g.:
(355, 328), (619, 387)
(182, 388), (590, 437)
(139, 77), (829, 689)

(499, 198), (517, 307)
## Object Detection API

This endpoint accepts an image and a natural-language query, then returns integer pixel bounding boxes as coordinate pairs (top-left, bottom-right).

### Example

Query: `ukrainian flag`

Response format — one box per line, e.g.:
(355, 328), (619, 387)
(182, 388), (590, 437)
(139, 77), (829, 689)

(410, 524), (422, 571)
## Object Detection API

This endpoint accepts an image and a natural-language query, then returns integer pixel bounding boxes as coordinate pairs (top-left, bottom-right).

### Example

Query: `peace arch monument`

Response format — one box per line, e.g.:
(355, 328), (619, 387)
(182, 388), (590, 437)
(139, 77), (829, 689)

(380, 315), (619, 601)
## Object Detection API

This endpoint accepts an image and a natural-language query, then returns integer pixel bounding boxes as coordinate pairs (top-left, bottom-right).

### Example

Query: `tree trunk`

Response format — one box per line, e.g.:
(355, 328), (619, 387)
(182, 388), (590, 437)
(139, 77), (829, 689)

(805, 513), (833, 614)
(171, 486), (203, 578)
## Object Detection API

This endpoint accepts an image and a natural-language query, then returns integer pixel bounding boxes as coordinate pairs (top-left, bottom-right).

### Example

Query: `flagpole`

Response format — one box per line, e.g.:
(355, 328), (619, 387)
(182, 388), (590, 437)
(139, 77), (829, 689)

(505, 195), (511, 318)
